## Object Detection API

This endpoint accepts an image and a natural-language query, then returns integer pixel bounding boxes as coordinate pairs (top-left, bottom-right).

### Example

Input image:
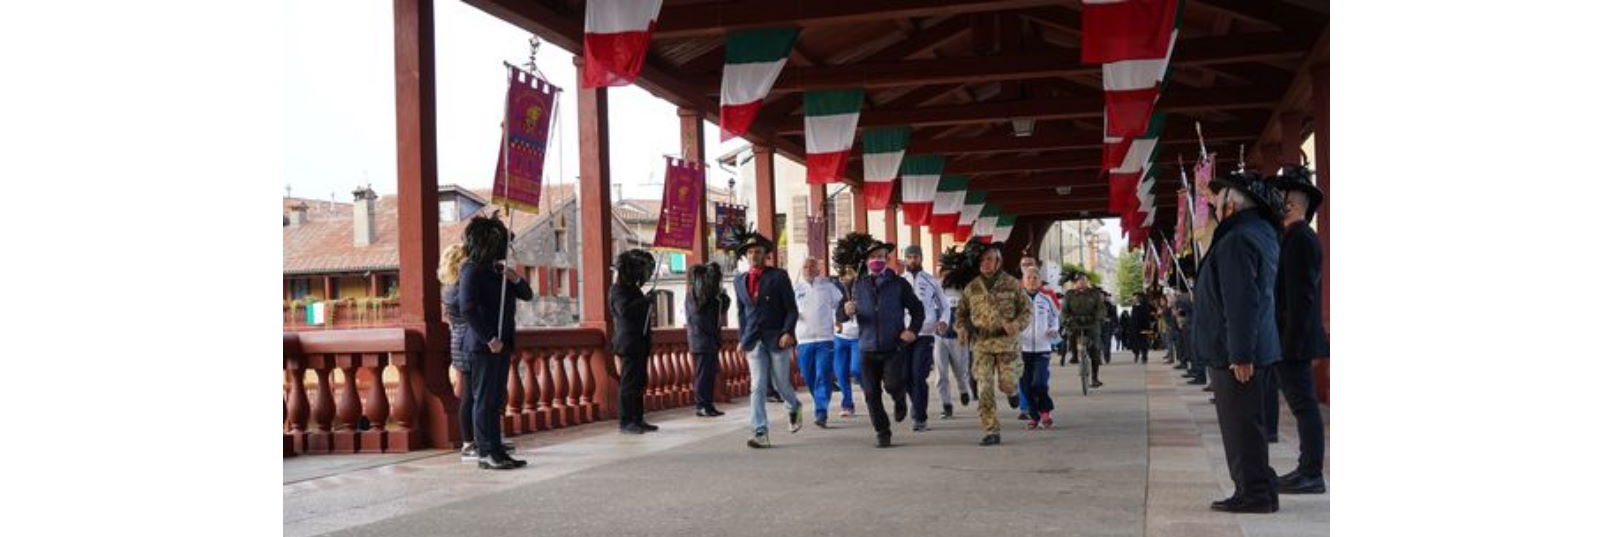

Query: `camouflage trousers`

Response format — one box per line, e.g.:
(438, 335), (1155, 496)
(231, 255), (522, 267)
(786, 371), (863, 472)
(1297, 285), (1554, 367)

(972, 352), (1024, 433)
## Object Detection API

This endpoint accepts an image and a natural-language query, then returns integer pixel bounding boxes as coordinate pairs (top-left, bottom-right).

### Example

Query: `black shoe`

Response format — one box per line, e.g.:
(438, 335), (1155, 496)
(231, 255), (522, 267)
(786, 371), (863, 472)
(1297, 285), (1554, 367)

(478, 456), (520, 470)
(697, 407), (723, 417)
(1210, 495), (1240, 510)
(1201, 384), (1213, 392)
(620, 423), (647, 434)
(876, 434), (893, 448)
(1017, 412), (1030, 421)
(1186, 377), (1207, 385)
(1090, 380), (1103, 389)
(814, 418), (828, 428)
(789, 408), (803, 433)
(1006, 395), (1019, 408)
(767, 395), (783, 403)
(1210, 495), (1278, 513)
(941, 404), (954, 419)
(978, 433), (1001, 446)
(1267, 433), (1278, 444)
(1279, 469), (1303, 483)
(894, 400), (908, 422)
(960, 393), (970, 406)
(638, 421), (660, 432)
(1280, 475), (1327, 494)
(831, 384), (840, 393)
(1173, 363), (1187, 370)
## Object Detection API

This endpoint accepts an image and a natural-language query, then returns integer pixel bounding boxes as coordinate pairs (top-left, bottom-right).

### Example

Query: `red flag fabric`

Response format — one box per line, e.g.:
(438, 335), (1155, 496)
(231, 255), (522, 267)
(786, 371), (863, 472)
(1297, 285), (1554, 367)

(1080, 0), (1178, 65)
(1173, 194), (1188, 250)
(582, 0), (663, 88)
(863, 182), (895, 209)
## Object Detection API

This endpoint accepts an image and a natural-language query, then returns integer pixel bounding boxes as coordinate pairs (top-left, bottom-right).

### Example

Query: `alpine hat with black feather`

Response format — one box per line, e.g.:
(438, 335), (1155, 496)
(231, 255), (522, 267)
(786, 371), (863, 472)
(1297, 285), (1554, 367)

(1269, 164), (1323, 221)
(728, 226), (775, 259)
(1208, 169), (1285, 227)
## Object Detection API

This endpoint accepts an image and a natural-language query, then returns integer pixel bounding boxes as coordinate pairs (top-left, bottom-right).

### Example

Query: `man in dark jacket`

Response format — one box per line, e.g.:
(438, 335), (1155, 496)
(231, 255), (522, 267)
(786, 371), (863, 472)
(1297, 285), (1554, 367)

(1129, 293), (1155, 363)
(458, 216), (534, 471)
(685, 262), (730, 418)
(1196, 171), (1284, 513)
(1100, 292), (1117, 361)
(840, 241), (924, 447)
(610, 250), (658, 434)
(1269, 165), (1330, 494)
(733, 232), (802, 448)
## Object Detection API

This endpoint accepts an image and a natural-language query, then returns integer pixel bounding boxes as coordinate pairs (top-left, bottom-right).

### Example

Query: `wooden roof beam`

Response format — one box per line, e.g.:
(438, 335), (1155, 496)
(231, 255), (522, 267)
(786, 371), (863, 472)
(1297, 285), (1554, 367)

(653, 0), (1071, 39)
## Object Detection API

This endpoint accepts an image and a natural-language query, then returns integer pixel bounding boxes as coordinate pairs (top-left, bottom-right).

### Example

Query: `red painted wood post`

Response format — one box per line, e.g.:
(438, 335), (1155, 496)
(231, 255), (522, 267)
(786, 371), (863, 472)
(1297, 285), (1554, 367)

(388, 356), (417, 452)
(851, 185), (869, 233)
(1310, 60), (1330, 405)
(333, 356), (363, 453)
(576, 55), (620, 421)
(752, 144), (778, 251)
(884, 206), (899, 245)
(679, 107), (710, 263)
(392, 0), (457, 450)
(309, 357), (336, 453)
(360, 355), (391, 452)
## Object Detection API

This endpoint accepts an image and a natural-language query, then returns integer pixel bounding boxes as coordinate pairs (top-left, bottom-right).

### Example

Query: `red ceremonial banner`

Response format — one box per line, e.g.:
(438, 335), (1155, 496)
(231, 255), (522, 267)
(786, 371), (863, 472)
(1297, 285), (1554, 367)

(1173, 195), (1189, 250)
(492, 66), (559, 213)
(653, 157), (704, 251)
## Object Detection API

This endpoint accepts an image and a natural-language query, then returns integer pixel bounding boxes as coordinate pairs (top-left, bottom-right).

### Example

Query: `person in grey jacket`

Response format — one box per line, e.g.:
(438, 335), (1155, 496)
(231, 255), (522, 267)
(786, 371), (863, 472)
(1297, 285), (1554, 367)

(1196, 170), (1284, 513)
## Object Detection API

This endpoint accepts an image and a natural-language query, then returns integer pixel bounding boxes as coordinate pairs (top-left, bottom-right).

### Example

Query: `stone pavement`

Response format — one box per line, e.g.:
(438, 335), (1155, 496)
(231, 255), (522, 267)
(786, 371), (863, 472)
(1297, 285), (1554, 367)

(285, 350), (1328, 537)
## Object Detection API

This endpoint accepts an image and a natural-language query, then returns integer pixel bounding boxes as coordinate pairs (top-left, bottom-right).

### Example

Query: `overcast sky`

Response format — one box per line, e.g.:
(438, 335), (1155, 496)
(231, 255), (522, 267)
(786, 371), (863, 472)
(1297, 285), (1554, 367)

(282, 0), (1122, 254)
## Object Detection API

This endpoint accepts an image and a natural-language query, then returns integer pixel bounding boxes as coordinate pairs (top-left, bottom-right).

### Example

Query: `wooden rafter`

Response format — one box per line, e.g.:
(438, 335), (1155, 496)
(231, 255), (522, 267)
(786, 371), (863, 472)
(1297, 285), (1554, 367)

(653, 0), (1071, 39)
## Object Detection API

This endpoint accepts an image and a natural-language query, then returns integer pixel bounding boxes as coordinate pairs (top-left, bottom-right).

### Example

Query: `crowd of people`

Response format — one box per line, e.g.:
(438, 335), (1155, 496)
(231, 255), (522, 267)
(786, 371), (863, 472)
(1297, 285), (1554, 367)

(433, 165), (1329, 518)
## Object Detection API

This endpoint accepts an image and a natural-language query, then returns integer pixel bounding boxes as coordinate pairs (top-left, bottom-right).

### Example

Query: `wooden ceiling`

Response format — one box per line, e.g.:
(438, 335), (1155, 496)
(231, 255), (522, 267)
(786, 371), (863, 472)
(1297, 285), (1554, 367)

(464, 0), (1328, 232)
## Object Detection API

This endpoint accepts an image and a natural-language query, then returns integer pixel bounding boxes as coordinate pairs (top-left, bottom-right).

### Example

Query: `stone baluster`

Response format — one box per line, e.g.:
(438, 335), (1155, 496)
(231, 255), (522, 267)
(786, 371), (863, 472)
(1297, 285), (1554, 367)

(285, 362), (310, 453)
(572, 350), (591, 423)
(388, 356), (417, 452)
(361, 356), (391, 453)
(504, 355), (524, 434)
(521, 351), (544, 431)
(536, 353), (556, 429)
(334, 356), (363, 453)
(309, 358), (336, 453)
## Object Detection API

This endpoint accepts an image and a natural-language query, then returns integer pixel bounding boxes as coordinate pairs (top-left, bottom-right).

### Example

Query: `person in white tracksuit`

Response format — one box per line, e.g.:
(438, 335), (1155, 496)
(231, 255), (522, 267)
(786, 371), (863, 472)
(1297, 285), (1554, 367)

(935, 286), (972, 419)
(1018, 267), (1062, 429)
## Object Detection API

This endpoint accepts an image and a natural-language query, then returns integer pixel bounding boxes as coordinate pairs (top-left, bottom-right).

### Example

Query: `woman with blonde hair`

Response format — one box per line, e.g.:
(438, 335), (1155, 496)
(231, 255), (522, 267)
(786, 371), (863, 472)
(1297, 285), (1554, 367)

(438, 244), (476, 459)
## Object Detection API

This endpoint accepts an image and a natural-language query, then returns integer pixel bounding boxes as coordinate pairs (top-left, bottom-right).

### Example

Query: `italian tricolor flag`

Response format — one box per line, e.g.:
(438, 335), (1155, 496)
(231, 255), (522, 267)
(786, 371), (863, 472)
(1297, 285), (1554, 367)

(929, 175), (969, 231)
(974, 204), (1000, 240)
(804, 89), (864, 184)
(1102, 30), (1176, 139)
(899, 154), (945, 225)
(1081, 0), (1178, 65)
(1106, 114), (1164, 214)
(956, 191), (987, 242)
(992, 214), (1017, 243)
(720, 28), (799, 141)
(861, 127), (910, 209)
(582, 0), (664, 88)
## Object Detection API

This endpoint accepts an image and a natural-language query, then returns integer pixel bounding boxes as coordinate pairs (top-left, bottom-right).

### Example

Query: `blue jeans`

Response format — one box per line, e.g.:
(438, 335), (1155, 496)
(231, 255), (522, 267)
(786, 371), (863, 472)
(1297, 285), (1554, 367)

(833, 337), (862, 411)
(1019, 352), (1054, 414)
(905, 336), (935, 424)
(795, 341), (835, 420)
(747, 342), (801, 433)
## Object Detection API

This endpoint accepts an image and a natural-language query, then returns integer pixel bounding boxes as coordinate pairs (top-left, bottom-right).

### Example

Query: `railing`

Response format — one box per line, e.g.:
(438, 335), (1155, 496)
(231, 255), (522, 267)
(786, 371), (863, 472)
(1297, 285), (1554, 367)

(498, 327), (609, 435)
(283, 328), (431, 454)
(284, 300), (403, 331)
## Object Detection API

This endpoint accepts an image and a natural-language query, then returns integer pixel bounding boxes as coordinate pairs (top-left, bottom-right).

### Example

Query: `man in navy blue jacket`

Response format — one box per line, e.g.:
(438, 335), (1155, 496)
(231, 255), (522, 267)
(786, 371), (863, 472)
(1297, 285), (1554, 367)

(733, 232), (802, 448)
(1270, 165), (1330, 494)
(839, 241), (924, 448)
(1195, 171), (1283, 513)
(458, 216), (534, 471)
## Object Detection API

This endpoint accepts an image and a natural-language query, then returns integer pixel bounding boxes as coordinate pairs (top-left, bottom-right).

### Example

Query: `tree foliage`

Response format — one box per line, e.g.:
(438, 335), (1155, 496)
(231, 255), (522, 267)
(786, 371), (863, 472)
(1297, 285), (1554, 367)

(1115, 249), (1145, 300)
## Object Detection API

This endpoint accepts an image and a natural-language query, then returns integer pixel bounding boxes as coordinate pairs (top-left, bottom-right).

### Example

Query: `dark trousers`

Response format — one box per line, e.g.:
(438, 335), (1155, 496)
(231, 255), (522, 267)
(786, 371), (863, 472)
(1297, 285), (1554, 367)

(1262, 367), (1279, 437)
(1276, 360), (1326, 476)
(1099, 332), (1113, 363)
(1132, 336), (1150, 362)
(905, 337), (935, 424)
(693, 351), (719, 410)
(1211, 364), (1280, 500)
(468, 350), (510, 457)
(457, 367), (474, 445)
(618, 349), (649, 426)
(1019, 352), (1054, 413)
(860, 349), (910, 438)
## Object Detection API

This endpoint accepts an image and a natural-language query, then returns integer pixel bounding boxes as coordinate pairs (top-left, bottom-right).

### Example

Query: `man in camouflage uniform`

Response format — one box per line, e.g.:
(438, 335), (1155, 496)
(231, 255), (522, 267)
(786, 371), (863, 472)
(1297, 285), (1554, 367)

(1062, 275), (1107, 389)
(954, 245), (1032, 446)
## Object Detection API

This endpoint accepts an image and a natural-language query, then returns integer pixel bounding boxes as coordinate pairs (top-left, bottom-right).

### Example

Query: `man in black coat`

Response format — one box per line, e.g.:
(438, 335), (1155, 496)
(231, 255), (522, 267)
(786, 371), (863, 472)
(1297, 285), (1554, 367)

(458, 216), (534, 471)
(610, 250), (658, 434)
(1196, 171), (1284, 513)
(1269, 166), (1330, 494)
(1101, 292), (1117, 361)
(1129, 293), (1154, 363)
(840, 241), (924, 447)
(685, 262), (730, 418)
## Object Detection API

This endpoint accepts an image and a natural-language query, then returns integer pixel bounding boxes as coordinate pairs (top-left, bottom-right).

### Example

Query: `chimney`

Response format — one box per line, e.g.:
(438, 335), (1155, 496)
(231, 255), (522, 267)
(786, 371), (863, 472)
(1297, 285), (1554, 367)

(287, 202), (310, 227)
(352, 186), (377, 246)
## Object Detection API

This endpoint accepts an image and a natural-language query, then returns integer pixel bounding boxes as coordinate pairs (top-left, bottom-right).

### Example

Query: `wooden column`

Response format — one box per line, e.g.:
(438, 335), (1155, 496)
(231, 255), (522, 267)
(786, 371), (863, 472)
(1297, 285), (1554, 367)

(883, 206), (898, 244)
(679, 108), (709, 263)
(391, 0), (454, 449)
(1311, 60), (1330, 405)
(929, 231), (942, 268)
(851, 185), (869, 232)
(368, 273), (383, 297)
(324, 276), (337, 300)
(575, 56), (620, 418)
(752, 145), (778, 261)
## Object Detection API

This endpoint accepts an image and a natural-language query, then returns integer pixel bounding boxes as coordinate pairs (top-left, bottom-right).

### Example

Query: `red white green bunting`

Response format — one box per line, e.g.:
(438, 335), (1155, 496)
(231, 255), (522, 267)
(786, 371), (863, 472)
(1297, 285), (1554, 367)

(929, 175), (969, 231)
(720, 28), (799, 141)
(973, 204), (1001, 239)
(582, 0), (664, 88)
(860, 127), (910, 209)
(804, 89), (864, 184)
(992, 214), (1017, 243)
(1107, 113), (1164, 214)
(899, 154), (945, 225)
(956, 191), (987, 242)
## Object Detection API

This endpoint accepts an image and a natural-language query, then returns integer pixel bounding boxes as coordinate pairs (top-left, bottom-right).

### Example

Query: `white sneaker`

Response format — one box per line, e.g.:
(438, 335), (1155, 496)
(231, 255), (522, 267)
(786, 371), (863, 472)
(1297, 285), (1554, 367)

(459, 443), (478, 461)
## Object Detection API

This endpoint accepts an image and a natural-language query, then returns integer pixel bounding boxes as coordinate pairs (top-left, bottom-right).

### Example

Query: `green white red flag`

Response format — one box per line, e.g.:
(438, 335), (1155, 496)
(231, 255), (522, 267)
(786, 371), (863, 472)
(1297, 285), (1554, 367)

(1107, 114), (1164, 214)
(974, 204), (1001, 240)
(991, 214), (1016, 243)
(956, 191), (988, 242)
(582, 0), (664, 88)
(720, 28), (799, 141)
(804, 89), (864, 184)
(861, 126), (910, 209)
(929, 175), (969, 231)
(899, 154), (945, 224)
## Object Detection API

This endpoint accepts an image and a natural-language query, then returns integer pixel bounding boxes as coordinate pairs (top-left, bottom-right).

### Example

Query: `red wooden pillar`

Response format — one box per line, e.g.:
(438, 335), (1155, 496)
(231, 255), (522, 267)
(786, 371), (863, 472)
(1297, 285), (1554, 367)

(930, 231), (942, 271)
(851, 184), (869, 233)
(679, 108), (709, 263)
(883, 206), (898, 245)
(575, 56), (620, 418)
(324, 276), (337, 300)
(368, 273), (382, 297)
(391, 0), (454, 449)
(1310, 61), (1330, 404)
(752, 144), (777, 265)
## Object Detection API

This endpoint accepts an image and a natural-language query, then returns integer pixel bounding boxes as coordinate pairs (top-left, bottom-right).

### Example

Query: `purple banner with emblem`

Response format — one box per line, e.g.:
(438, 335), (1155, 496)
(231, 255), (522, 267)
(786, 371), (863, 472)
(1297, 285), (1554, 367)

(653, 157), (704, 251)
(492, 65), (560, 213)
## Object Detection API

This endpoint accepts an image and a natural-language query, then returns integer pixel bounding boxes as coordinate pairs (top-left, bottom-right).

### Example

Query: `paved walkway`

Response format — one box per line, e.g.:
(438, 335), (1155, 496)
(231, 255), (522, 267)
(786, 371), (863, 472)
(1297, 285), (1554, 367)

(285, 350), (1328, 537)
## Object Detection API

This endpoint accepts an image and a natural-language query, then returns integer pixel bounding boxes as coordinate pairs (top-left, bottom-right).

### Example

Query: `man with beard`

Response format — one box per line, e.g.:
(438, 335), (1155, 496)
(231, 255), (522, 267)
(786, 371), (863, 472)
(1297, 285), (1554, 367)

(899, 245), (948, 431)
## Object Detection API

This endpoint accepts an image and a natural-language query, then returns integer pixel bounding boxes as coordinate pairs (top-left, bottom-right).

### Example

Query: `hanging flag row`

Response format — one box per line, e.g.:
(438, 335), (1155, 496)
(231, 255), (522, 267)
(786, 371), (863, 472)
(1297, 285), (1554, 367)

(582, 0), (664, 88)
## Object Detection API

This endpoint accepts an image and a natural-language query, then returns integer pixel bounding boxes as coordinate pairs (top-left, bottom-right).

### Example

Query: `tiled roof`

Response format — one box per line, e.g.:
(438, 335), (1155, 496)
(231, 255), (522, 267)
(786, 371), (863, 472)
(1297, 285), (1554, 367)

(283, 184), (574, 274)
